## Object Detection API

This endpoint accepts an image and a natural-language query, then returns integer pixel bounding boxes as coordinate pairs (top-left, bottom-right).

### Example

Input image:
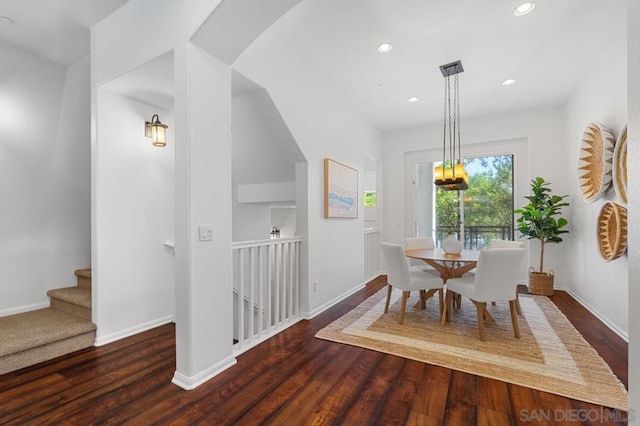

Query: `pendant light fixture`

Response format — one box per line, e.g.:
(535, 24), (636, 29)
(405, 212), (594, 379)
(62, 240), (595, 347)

(145, 114), (168, 147)
(434, 60), (469, 191)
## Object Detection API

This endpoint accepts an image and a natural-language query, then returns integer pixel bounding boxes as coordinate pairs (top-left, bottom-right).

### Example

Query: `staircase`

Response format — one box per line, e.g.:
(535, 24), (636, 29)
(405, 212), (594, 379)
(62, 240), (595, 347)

(0, 269), (96, 375)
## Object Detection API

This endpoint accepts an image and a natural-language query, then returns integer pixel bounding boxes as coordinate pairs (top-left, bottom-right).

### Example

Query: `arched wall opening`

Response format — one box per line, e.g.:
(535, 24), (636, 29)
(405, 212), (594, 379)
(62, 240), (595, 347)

(94, 50), (175, 344)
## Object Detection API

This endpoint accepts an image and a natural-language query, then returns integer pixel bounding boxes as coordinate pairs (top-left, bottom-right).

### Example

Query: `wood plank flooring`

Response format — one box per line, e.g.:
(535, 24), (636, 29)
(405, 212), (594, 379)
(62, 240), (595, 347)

(0, 276), (629, 425)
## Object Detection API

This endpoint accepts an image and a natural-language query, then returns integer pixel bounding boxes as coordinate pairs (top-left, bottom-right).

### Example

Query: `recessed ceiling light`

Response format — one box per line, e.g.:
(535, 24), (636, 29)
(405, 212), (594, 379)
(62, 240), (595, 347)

(0, 16), (15, 24)
(502, 78), (517, 86)
(407, 96), (419, 103)
(377, 43), (393, 53)
(514, 2), (535, 16)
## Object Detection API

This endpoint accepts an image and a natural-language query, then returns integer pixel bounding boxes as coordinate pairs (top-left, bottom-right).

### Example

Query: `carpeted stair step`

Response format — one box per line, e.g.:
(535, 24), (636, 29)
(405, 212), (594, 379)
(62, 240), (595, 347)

(75, 268), (92, 289)
(47, 287), (91, 320)
(0, 308), (96, 375)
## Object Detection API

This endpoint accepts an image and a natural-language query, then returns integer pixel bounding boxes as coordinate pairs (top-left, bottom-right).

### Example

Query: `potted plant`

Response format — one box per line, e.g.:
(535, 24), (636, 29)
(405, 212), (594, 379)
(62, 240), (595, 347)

(514, 177), (569, 295)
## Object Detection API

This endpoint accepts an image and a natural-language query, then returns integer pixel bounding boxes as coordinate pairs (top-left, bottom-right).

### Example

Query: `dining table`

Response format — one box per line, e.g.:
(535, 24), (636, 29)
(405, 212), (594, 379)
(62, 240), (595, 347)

(404, 248), (480, 281)
(405, 248), (481, 319)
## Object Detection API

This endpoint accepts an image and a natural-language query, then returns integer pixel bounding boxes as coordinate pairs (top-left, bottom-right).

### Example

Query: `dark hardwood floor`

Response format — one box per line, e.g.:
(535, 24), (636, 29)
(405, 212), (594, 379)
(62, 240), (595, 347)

(0, 276), (628, 425)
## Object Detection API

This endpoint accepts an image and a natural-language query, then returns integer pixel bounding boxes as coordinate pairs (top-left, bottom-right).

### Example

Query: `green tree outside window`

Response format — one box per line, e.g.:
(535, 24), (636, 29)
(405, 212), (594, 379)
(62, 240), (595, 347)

(363, 192), (376, 207)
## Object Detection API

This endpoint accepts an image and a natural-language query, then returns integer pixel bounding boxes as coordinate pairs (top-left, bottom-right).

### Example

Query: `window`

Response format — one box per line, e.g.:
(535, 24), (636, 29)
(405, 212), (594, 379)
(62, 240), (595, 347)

(363, 191), (376, 207)
(434, 155), (514, 249)
(411, 143), (523, 251)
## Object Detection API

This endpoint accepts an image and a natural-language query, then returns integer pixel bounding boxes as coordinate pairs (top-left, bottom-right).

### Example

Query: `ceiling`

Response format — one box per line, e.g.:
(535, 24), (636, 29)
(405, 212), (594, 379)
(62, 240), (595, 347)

(104, 51), (175, 111)
(0, 0), (627, 132)
(264, 0), (627, 131)
(0, 0), (129, 66)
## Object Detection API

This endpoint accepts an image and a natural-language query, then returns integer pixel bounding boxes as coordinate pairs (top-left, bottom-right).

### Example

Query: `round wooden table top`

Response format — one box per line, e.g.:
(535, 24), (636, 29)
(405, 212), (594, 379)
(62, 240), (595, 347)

(404, 248), (481, 263)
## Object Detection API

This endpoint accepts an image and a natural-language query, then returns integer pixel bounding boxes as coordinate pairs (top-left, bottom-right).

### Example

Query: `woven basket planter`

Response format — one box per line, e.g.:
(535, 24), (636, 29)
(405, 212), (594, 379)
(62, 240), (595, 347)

(612, 125), (627, 205)
(597, 201), (628, 261)
(577, 122), (615, 203)
(528, 268), (554, 296)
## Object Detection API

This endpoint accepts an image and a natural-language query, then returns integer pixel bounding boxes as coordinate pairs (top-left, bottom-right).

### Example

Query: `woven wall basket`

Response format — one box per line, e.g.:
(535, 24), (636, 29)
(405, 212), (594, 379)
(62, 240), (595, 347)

(577, 122), (615, 203)
(612, 125), (627, 205)
(597, 201), (628, 262)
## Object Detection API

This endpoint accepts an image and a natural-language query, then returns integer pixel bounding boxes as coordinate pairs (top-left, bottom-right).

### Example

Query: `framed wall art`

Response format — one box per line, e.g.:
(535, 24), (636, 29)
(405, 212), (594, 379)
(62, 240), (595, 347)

(324, 158), (358, 218)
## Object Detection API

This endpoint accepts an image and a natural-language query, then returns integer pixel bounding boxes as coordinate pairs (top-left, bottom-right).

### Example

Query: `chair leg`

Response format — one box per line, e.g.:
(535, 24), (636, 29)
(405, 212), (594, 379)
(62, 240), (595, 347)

(384, 285), (393, 313)
(399, 291), (410, 324)
(441, 290), (453, 325)
(516, 293), (522, 315)
(438, 288), (444, 318)
(473, 301), (486, 341)
(510, 300), (521, 338)
(419, 290), (427, 309)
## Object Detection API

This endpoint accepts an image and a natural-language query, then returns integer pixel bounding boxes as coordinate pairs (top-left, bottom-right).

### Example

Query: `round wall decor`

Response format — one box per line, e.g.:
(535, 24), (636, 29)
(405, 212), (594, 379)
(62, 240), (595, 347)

(612, 125), (627, 205)
(597, 201), (627, 262)
(577, 122), (615, 203)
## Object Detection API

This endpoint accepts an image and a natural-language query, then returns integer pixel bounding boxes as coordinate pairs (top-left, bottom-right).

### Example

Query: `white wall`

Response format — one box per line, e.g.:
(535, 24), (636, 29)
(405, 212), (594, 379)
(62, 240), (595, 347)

(232, 89), (302, 185)
(382, 107), (568, 284)
(627, 0), (639, 418)
(231, 87), (302, 242)
(0, 42), (90, 315)
(233, 201), (271, 242)
(174, 44), (235, 386)
(94, 90), (174, 342)
(234, 28), (383, 316)
(564, 16), (628, 338)
(271, 207), (296, 237)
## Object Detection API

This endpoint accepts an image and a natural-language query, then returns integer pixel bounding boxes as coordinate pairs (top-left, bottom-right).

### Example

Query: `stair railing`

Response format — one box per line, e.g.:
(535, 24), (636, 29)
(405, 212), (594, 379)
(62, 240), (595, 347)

(232, 237), (301, 355)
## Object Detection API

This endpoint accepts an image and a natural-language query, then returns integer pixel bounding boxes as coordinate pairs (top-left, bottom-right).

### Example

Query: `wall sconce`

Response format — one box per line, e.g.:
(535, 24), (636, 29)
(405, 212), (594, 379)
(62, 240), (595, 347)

(145, 114), (168, 147)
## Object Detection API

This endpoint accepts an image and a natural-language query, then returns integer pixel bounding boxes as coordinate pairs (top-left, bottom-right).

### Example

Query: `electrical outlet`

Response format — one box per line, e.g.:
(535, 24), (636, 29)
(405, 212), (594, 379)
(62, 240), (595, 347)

(199, 225), (213, 241)
(313, 281), (318, 292)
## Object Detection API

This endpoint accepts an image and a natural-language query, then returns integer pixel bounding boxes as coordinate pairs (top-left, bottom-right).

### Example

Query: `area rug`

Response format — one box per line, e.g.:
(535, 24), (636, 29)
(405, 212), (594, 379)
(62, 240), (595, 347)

(316, 289), (628, 410)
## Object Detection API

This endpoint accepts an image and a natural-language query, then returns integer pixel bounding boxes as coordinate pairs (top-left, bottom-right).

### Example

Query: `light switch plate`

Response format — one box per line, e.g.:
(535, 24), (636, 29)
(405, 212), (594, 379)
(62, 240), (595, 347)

(199, 225), (213, 241)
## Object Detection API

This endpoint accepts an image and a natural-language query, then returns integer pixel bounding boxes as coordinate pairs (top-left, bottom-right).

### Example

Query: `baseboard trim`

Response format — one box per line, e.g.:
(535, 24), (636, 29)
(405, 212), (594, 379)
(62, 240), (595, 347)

(301, 277), (378, 320)
(172, 355), (237, 390)
(94, 315), (175, 346)
(556, 285), (628, 342)
(0, 301), (49, 318)
(233, 317), (304, 357)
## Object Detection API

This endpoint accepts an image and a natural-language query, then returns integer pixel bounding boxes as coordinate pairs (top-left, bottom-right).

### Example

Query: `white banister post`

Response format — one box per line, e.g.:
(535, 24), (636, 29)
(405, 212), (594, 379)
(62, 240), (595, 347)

(258, 245), (264, 336)
(238, 248), (245, 347)
(249, 247), (255, 343)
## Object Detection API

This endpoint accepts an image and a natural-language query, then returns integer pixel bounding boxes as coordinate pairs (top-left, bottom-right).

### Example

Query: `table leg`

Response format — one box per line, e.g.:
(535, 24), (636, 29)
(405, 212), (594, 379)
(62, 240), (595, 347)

(483, 307), (495, 323)
(441, 290), (454, 325)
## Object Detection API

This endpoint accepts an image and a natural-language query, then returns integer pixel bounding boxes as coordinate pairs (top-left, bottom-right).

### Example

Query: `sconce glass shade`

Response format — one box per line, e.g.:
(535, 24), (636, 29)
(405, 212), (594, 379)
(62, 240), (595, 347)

(145, 114), (168, 147)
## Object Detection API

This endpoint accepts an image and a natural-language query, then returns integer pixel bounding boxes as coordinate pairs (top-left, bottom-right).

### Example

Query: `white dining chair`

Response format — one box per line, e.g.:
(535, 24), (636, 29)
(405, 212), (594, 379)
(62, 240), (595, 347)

(464, 239), (525, 313)
(404, 237), (437, 273)
(381, 242), (445, 324)
(441, 248), (525, 341)
(488, 239), (524, 249)
(405, 237), (435, 250)
(489, 239), (525, 314)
